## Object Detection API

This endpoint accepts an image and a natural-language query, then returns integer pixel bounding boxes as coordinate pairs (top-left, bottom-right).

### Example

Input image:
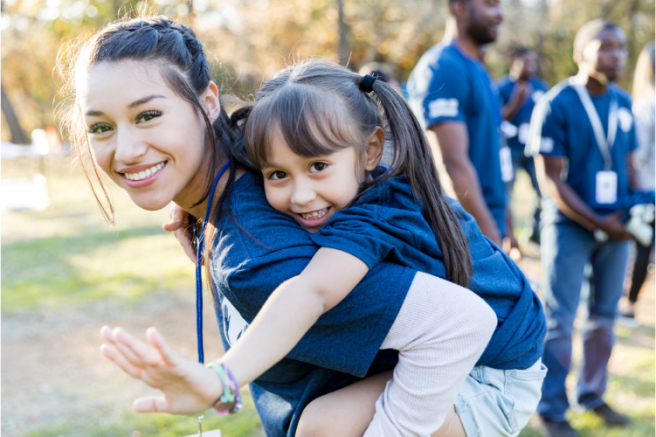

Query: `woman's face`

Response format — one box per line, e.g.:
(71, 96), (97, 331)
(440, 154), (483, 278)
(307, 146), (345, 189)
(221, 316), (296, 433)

(79, 60), (214, 211)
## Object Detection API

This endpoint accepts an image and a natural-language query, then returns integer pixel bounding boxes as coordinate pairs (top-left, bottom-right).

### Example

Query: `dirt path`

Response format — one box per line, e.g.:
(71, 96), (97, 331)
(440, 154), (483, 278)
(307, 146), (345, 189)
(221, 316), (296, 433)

(1, 290), (225, 436)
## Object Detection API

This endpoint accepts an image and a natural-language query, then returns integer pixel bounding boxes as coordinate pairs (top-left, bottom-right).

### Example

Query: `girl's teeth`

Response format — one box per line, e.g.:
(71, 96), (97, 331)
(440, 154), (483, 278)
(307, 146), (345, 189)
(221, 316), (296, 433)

(302, 208), (327, 220)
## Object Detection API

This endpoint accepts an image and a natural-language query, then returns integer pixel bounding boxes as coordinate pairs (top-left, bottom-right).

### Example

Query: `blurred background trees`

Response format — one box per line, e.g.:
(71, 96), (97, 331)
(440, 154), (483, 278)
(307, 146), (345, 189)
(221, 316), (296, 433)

(2, 0), (654, 142)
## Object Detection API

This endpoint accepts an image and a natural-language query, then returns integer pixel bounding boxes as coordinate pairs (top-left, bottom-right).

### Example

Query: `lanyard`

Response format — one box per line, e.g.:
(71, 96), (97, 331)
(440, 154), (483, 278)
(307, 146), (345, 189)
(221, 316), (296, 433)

(570, 78), (618, 171)
(195, 160), (231, 363)
(450, 41), (502, 128)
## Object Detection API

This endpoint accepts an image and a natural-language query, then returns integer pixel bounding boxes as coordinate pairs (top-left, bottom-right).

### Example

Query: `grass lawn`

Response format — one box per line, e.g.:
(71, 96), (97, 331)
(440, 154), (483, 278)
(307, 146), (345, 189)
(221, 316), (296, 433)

(2, 157), (654, 437)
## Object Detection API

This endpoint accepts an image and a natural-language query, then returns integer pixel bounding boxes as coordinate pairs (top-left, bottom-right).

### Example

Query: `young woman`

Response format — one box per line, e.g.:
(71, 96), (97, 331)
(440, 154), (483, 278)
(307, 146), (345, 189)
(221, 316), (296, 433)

(62, 16), (539, 437)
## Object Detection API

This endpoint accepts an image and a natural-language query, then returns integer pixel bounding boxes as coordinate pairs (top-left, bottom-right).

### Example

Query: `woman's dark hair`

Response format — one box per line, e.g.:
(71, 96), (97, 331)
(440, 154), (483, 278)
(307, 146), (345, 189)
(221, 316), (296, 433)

(244, 59), (473, 287)
(57, 16), (251, 297)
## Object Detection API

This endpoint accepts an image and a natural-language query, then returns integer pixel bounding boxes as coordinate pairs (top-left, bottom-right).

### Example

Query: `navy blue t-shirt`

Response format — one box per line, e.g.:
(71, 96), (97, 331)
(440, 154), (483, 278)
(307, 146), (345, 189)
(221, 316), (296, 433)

(210, 172), (411, 437)
(527, 81), (638, 225)
(312, 177), (545, 370)
(407, 40), (507, 235)
(497, 76), (549, 154)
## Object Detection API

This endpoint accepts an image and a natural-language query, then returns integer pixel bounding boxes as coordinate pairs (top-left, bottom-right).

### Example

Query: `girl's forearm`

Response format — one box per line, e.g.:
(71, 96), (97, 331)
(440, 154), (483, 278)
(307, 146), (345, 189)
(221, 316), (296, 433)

(219, 275), (324, 388)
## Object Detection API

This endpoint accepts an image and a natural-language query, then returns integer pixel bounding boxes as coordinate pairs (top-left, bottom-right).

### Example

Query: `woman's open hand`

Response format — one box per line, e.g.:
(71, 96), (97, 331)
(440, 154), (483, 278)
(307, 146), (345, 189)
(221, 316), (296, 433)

(100, 326), (223, 415)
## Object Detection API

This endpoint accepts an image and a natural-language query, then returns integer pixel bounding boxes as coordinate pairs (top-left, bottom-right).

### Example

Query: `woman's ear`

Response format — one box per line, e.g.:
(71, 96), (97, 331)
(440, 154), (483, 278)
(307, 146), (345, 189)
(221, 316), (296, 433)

(364, 127), (385, 171)
(202, 81), (221, 122)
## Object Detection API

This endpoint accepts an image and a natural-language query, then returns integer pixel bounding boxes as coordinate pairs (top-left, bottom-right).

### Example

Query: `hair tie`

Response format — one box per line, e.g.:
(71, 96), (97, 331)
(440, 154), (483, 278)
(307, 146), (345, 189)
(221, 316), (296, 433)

(360, 75), (377, 93)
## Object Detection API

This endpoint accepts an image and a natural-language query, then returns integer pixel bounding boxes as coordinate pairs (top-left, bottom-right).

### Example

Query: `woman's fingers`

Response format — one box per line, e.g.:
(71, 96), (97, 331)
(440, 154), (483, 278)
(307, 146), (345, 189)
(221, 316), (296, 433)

(146, 327), (180, 366)
(100, 343), (144, 379)
(133, 395), (169, 413)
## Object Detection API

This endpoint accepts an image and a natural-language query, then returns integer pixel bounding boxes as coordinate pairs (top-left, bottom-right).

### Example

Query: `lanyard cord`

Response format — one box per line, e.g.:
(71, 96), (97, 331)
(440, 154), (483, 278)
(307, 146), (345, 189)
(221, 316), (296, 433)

(195, 160), (231, 363)
(570, 79), (618, 171)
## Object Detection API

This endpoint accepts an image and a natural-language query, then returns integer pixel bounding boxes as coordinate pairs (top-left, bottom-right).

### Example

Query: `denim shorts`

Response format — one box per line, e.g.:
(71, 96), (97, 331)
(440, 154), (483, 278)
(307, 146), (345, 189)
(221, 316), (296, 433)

(455, 359), (547, 437)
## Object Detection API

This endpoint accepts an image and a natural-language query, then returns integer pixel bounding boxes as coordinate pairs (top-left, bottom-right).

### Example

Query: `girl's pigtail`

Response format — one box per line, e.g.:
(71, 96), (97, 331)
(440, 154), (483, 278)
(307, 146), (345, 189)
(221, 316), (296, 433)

(369, 78), (473, 288)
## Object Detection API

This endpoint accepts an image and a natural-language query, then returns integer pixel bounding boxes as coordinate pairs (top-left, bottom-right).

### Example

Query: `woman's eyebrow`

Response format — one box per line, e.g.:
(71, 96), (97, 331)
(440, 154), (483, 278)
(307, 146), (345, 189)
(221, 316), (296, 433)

(129, 94), (166, 108)
(85, 95), (167, 116)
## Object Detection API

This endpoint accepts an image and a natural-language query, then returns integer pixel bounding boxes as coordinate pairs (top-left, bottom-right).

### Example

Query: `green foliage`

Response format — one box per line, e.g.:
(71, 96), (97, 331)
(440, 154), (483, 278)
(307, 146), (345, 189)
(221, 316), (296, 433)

(3, 0), (653, 143)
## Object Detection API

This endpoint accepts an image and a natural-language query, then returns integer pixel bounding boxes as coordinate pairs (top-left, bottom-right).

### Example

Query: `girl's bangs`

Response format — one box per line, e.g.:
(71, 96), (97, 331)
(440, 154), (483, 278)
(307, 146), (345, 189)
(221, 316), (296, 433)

(246, 84), (359, 168)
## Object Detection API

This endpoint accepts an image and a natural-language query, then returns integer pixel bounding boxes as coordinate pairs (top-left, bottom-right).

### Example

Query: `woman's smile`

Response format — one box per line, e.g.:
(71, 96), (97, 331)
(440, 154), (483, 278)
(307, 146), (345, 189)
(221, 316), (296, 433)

(81, 61), (212, 212)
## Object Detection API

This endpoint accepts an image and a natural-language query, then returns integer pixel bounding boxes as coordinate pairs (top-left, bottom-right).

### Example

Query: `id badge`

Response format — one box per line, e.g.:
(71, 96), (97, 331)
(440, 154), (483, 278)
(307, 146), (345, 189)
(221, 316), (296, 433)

(518, 123), (530, 145)
(500, 146), (514, 183)
(596, 171), (617, 204)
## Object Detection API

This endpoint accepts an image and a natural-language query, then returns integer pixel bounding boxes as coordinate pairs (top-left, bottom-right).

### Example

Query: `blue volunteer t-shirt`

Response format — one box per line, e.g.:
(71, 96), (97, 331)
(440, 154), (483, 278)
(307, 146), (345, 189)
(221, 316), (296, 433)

(312, 177), (546, 370)
(407, 40), (507, 235)
(210, 172), (411, 437)
(527, 81), (638, 225)
(497, 76), (549, 154)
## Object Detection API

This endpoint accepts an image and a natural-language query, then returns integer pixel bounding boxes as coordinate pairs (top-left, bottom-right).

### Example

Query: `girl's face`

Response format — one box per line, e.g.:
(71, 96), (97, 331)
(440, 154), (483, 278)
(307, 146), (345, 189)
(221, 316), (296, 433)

(261, 130), (383, 233)
(79, 61), (218, 212)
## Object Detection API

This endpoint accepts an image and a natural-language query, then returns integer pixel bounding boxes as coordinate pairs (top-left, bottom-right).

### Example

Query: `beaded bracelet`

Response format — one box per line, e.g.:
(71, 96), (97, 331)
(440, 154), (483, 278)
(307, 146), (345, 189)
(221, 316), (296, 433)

(206, 362), (243, 415)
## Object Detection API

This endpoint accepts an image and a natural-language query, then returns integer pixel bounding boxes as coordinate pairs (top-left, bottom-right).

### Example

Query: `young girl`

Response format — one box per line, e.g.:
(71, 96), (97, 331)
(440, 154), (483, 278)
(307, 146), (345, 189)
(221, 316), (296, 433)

(224, 60), (548, 437)
(67, 16), (499, 437)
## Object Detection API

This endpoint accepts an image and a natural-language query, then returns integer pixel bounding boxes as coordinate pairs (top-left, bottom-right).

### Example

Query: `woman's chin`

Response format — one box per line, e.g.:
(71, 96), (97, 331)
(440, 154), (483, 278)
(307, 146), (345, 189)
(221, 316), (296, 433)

(129, 194), (170, 212)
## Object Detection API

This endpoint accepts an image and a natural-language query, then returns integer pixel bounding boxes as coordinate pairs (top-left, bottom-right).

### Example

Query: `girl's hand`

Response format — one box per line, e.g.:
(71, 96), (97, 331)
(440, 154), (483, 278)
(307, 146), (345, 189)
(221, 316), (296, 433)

(100, 326), (223, 415)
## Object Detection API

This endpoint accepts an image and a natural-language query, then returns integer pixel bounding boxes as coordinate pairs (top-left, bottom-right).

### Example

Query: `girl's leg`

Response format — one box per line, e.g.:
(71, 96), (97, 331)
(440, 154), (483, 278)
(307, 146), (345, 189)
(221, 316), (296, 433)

(296, 371), (466, 437)
(365, 272), (496, 437)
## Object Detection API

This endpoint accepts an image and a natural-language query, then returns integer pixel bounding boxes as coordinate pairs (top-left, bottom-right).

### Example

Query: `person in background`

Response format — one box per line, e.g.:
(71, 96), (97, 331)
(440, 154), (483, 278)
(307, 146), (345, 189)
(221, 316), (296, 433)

(498, 47), (549, 245)
(527, 19), (636, 437)
(619, 42), (655, 322)
(407, 0), (510, 248)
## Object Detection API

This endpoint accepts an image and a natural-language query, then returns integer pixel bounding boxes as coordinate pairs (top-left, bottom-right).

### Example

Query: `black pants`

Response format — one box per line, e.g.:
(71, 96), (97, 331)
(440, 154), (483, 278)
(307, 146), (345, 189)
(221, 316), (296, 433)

(627, 220), (655, 303)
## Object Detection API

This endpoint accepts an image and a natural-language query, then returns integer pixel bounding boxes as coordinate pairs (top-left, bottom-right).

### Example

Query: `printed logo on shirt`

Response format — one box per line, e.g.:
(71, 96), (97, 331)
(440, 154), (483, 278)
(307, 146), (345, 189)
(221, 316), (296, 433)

(618, 107), (634, 132)
(540, 137), (554, 153)
(532, 90), (545, 103)
(428, 98), (459, 119)
(220, 294), (249, 346)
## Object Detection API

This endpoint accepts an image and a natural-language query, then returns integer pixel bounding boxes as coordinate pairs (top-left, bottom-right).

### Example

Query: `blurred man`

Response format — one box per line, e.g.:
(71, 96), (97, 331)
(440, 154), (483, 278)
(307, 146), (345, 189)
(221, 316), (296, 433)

(498, 47), (549, 243)
(528, 19), (635, 437)
(407, 0), (508, 247)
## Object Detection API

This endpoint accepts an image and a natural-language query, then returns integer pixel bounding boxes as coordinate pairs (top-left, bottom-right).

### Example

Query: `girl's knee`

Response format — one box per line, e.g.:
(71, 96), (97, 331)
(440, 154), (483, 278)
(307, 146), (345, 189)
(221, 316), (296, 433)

(296, 398), (332, 437)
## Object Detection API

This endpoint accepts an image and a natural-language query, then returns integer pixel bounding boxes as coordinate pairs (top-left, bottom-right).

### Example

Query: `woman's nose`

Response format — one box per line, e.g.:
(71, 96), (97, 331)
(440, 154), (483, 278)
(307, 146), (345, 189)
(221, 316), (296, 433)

(114, 127), (148, 164)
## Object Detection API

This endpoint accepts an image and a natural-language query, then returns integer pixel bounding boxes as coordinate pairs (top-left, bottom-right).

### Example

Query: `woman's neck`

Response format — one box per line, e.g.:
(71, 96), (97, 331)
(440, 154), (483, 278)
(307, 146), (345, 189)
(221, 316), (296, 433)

(179, 159), (241, 221)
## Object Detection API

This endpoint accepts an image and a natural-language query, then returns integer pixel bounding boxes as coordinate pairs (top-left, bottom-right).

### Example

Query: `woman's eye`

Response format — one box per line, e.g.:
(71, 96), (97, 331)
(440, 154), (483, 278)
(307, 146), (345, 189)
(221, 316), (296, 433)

(136, 110), (162, 124)
(269, 171), (287, 181)
(310, 162), (328, 173)
(88, 123), (112, 134)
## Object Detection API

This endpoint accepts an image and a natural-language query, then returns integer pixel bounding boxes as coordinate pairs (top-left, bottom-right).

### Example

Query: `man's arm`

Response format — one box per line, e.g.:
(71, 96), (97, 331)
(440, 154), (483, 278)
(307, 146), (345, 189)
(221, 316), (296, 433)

(429, 122), (503, 245)
(535, 154), (631, 240)
(501, 81), (531, 121)
(626, 151), (640, 190)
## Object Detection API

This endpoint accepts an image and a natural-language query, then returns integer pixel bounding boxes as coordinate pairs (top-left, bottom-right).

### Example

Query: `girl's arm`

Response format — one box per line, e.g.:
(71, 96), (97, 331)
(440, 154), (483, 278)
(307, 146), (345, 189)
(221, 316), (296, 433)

(101, 247), (368, 414)
(221, 247), (369, 387)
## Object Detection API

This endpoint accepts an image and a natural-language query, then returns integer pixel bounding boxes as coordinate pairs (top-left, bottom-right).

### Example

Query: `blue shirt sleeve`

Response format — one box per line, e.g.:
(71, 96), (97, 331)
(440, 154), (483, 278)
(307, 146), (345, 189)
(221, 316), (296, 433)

(417, 61), (470, 127)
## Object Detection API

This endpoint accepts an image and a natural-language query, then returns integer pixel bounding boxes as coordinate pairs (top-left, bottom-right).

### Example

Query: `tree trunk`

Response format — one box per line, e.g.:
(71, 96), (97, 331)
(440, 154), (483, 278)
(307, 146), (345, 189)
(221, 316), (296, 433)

(1, 84), (30, 145)
(337, 0), (349, 65)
